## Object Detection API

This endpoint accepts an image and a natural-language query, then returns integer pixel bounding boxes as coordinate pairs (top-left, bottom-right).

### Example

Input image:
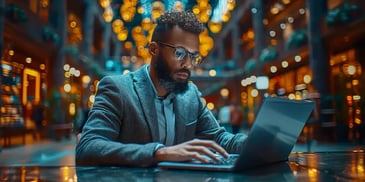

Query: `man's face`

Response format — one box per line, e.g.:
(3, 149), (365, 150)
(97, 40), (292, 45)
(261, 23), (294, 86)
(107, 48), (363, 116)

(155, 52), (190, 94)
(153, 26), (200, 94)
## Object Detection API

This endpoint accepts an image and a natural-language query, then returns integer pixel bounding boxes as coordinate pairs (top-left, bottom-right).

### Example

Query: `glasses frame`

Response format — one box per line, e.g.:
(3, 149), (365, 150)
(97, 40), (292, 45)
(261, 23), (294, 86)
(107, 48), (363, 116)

(157, 41), (203, 66)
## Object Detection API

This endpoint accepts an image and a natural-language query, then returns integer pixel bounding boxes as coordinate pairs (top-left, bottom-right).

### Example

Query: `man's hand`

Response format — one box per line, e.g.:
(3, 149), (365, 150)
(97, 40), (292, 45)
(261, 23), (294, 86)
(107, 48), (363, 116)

(154, 139), (229, 163)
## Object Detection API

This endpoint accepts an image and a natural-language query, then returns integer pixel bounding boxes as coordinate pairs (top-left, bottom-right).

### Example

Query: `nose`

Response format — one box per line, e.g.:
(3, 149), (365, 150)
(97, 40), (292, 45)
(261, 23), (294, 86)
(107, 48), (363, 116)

(182, 54), (194, 70)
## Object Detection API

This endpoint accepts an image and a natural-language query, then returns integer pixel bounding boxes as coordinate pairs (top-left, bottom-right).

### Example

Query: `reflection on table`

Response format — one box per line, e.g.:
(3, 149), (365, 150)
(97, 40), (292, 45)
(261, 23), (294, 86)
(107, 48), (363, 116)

(0, 152), (364, 181)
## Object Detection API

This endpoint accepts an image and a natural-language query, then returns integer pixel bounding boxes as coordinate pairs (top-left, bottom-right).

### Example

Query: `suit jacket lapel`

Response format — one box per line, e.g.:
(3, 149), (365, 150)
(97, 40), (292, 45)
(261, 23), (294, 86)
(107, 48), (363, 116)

(133, 66), (160, 142)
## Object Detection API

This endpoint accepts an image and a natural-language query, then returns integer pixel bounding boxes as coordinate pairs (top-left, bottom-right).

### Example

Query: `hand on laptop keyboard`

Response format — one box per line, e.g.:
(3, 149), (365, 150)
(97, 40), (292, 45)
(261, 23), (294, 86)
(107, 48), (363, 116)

(154, 139), (229, 163)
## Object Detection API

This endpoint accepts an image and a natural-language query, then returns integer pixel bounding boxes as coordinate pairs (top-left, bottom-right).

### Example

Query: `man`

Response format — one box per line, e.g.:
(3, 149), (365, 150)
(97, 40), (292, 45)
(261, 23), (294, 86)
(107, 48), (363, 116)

(76, 11), (246, 167)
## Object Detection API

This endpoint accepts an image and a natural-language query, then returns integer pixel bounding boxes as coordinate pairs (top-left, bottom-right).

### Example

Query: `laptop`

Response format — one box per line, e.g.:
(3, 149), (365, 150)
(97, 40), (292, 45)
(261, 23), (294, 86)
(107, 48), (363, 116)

(158, 96), (315, 172)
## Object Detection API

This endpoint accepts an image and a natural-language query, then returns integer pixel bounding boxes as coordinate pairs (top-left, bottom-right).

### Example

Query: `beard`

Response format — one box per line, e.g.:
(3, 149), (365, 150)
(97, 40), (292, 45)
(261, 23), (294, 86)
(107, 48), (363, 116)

(154, 54), (190, 94)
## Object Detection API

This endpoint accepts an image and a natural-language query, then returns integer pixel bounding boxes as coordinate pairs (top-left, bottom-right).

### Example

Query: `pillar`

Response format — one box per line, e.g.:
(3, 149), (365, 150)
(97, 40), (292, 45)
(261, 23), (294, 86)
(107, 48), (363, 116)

(81, 0), (96, 57)
(307, 0), (336, 142)
(252, 0), (266, 74)
(101, 23), (111, 64)
(48, 0), (68, 124)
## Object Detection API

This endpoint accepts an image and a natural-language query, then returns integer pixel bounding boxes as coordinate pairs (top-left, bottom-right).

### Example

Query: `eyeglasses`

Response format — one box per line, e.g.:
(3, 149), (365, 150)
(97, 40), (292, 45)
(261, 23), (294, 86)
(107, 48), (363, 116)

(157, 41), (203, 66)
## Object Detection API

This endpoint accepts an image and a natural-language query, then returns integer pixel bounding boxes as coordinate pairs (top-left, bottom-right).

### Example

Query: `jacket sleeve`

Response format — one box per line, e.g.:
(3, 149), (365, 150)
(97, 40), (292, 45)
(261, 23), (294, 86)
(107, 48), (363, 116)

(75, 76), (160, 166)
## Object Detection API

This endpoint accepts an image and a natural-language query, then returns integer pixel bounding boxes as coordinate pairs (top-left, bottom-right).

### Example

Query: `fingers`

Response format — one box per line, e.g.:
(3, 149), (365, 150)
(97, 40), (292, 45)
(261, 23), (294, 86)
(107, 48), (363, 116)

(184, 139), (229, 163)
(155, 139), (229, 163)
(187, 139), (229, 158)
(185, 145), (219, 163)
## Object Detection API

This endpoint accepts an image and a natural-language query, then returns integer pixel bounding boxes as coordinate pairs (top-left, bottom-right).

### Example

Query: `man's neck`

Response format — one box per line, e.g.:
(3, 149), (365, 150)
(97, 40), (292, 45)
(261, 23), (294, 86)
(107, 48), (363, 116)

(148, 66), (168, 97)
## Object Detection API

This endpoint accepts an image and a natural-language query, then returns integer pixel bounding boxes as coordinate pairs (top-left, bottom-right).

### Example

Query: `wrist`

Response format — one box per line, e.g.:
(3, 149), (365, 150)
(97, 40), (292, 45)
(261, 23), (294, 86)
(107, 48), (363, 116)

(154, 144), (166, 162)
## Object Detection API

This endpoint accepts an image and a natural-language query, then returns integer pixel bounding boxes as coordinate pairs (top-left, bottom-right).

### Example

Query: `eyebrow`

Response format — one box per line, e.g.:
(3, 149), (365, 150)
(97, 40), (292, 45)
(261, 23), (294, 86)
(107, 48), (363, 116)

(158, 41), (200, 55)
(177, 45), (199, 55)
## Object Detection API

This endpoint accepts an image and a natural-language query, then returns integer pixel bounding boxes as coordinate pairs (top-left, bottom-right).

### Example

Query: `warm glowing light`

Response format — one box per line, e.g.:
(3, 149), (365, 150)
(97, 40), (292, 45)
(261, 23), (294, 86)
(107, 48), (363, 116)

(251, 89), (258, 97)
(69, 67), (76, 75)
(103, 6), (114, 23)
(63, 64), (70, 71)
(304, 75), (312, 84)
(288, 93), (295, 100)
(240, 91), (247, 97)
(308, 168), (319, 179)
(100, 0), (111, 8)
(74, 70), (80, 77)
(352, 79), (359, 86)
(124, 41), (133, 50)
(299, 8), (306, 15)
(69, 103), (76, 116)
(281, 60), (288, 68)
(227, 0), (236, 10)
(294, 55), (302, 62)
(220, 88), (229, 97)
(82, 75), (91, 85)
(270, 66), (277, 73)
(112, 19), (124, 33)
(25, 57), (32, 63)
(347, 65), (356, 75)
(241, 79), (249, 87)
(141, 18), (153, 31)
(355, 118), (361, 125)
(221, 12), (231, 22)
(89, 94), (95, 103)
(9, 50), (14, 56)
(247, 29), (254, 39)
(173, 1), (184, 11)
(40, 64), (45, 70)
(195, 68), (203, 75)
(117, 29), (128, 41)
(280, 23), (286, 30)
(353, 95), (361, 101)
(207, 102), (214, 110)
(271, 3), (283, 15)
(64, 71), (71, 78)
(208, 21), (222, 34)
(64, 83), (71, 93)
(282, 0), (291, 4)
(209, 69), (217, 77)
(22, 68), (40, 104)
(250, 75), (257, 83)
(271, 7), (280, 15)
(269, 30), (276, 37)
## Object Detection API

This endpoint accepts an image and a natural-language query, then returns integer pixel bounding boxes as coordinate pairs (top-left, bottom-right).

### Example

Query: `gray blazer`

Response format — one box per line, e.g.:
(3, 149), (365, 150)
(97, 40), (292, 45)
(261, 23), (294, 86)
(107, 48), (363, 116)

(75, 65), (246, 166)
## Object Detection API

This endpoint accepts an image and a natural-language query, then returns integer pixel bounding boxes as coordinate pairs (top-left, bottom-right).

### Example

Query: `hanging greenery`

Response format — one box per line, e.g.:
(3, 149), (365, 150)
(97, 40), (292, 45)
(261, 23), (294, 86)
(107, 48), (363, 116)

(326, 2), (360, 27)
(244, 59), (257, 72)
(64, 44), (80, 57)
(286, 29), (307, 50)
(259, 46), (278, 63)
(5, 4), (28, 22)
(42, 27), (60, 44)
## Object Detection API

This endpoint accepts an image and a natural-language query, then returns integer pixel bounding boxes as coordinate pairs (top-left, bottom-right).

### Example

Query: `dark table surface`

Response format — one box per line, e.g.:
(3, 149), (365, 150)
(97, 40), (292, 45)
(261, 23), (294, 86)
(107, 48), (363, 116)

(0, 151), (364, 181)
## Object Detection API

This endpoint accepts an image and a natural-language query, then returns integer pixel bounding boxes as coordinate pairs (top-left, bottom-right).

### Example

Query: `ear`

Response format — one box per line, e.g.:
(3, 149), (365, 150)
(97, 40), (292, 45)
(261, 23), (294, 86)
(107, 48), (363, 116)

(149, 42), (159, 56)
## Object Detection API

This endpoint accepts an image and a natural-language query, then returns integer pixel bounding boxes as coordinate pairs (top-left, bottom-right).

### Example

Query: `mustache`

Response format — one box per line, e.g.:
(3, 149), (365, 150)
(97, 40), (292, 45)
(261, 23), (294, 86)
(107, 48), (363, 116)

(176, 69), (191, 76)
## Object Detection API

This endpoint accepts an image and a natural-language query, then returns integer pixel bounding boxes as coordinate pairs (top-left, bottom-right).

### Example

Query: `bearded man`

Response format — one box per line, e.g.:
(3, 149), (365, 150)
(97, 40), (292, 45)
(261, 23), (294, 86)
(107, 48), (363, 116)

(76, 11), (246, 167)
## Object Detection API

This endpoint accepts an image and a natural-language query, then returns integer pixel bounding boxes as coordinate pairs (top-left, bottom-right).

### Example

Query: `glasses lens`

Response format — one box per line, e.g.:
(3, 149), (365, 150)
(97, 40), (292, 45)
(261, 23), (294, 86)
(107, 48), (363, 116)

(174, 48), (186, 61)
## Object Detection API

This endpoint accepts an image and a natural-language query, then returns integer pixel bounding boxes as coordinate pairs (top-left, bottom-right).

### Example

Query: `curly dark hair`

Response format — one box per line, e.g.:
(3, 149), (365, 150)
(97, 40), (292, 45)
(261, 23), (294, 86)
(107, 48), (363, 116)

(151, 11), (205, 41)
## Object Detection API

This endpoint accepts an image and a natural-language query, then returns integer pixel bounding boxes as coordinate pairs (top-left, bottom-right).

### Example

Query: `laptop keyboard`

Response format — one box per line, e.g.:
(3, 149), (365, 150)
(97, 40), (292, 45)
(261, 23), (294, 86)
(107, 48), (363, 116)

(209, 155), (238, 165)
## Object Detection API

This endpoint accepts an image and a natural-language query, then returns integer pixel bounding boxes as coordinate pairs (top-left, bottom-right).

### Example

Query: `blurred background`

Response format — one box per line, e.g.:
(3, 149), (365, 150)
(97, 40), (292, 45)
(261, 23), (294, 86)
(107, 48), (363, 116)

(0, 0), (364, 149)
